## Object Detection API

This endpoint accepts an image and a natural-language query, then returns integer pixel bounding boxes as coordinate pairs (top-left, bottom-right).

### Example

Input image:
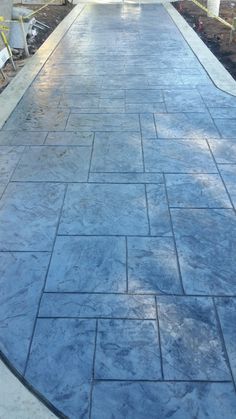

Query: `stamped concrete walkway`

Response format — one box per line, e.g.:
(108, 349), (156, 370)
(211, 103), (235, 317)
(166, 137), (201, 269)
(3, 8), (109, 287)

(1, 3), (236, 419)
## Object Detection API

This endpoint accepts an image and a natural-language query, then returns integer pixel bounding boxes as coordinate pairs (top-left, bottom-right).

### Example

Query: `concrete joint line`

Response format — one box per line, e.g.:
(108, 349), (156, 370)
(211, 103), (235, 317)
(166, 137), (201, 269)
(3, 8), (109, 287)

(164, 2), (236, 97)
(0, 4), (85, 130)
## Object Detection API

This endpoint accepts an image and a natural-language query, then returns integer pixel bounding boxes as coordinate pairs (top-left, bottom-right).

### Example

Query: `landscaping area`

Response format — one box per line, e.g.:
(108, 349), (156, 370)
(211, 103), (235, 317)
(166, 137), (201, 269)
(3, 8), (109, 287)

(0, 3), (74, 93)
(174, 0), (236, 79)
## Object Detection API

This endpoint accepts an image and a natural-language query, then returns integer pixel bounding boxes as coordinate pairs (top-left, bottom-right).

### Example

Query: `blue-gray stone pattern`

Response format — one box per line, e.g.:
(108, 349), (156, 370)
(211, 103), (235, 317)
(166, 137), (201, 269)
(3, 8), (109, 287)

(1, 3), (236, 419)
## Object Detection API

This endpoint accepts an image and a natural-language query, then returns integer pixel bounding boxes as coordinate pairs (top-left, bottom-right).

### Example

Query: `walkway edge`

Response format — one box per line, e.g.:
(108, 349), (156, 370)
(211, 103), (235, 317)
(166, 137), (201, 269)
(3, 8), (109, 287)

(0, 4), (85, 130)
(163, 2), (236, 96)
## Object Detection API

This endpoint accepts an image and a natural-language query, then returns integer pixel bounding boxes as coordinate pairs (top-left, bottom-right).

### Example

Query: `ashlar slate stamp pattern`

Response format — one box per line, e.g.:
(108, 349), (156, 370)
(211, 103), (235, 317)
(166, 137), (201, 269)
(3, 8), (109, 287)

(1, 3), (236, 419)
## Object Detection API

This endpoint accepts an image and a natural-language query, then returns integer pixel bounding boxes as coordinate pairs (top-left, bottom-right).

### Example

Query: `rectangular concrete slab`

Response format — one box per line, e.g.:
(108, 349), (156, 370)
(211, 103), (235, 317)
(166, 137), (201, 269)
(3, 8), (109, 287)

(216, 297), (236, 382)
(91, 132), (143, 173)
(95, 319), (161, 380)
(127, 237), (182, 294)
(66, 113), (140, 131)
(91, 381), (236, 419)
(0, 131), (47, 146)
(0, 252), (50, 373)
(0, 146), (24, 183)
(0, 182), (65, 251)
(154, 113), (220, 139)
(157, 296), (230, 380)
(45, 131), (94, 146)
(171, 209), (236, 295)
(219, 165), (236, 208)
(39, 293), (156, 319)
(25, 319), (96, 419)
(144, 139), (217, 173)
(12, 146), (91, 182)
(165, 174), (231, 208)
(146, 183), (172, 236)
(59, 183), (149, 235)
(45, 236), (126, 292)
(89, 172), (163, 184)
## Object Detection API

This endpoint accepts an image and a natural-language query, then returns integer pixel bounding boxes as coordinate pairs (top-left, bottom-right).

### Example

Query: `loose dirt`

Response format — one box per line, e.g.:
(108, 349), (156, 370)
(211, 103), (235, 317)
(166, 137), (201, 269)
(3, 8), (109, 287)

(0, 3), (74, 93)
(174, 0), (236, 80)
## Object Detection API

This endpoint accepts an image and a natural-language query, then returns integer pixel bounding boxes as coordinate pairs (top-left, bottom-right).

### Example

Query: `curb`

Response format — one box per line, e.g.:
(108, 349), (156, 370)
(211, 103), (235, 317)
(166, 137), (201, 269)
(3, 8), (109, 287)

(0, 352), (67, 418)
(0, 3), (85, 129)
(164, 2), (236, 96)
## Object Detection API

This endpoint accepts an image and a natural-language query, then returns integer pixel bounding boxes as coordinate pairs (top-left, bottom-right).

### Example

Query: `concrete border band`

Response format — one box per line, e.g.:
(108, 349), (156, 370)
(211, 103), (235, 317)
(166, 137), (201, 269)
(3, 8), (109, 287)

(0, 3), (85, 129)
(163, 2), (236, 97)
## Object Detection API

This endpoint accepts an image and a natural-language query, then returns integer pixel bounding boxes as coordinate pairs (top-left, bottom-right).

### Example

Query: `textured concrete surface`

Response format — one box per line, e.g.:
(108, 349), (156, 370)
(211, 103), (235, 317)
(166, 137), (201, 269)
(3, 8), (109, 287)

(1, 3), (236, 419)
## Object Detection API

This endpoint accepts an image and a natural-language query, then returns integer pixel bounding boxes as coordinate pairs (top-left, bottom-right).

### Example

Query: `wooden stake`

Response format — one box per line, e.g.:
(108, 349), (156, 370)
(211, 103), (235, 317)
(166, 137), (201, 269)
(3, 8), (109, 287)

(229, 17), (236, 44)
(19, 16), (30, 57)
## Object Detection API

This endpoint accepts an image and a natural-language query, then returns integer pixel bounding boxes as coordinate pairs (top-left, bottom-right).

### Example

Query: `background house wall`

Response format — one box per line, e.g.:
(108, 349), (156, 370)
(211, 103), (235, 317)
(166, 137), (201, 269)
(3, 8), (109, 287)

(0, 0), (13, 50)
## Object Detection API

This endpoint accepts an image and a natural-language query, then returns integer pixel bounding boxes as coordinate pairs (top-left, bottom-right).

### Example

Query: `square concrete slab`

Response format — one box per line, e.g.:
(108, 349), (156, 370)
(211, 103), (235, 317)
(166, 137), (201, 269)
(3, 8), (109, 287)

(45, 236), (126, 292)
(0, 252), (50, 373)
(91, 381), (236, 419)
(0, 182), (65, 251)
(25, 319), (96, 419)
(171, 209), (236, 295)
(91, 132), (143, 172)
(157, 296), (230, 380)
(165, 174), (231, 208)
(144, 140), (217, 173)
(12, 146), (91, 182)
(154, 113), (220, 138)
(127, 237), (181, 294)
(0, 146), (24, 183)
(216, 297), (236, 382)
(59, 183), (149, 235)
(95, 319), (161, 380)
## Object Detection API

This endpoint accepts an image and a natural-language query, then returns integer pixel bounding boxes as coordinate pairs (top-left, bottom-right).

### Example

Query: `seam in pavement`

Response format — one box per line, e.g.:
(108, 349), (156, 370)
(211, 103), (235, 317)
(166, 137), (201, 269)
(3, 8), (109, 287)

(164, 2), (236, 97)
(0, 4), (85, 130)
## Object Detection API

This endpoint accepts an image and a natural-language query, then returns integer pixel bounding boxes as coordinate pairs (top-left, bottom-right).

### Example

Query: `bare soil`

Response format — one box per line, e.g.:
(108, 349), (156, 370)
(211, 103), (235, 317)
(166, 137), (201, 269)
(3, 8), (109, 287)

(0, 3), (74, 93)
(174, 0), (236, 80)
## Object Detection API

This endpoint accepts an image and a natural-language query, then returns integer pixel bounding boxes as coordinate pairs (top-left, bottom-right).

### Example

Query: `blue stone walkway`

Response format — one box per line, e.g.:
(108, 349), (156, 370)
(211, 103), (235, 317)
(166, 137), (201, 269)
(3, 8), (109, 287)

(1, 3), (236, 418)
